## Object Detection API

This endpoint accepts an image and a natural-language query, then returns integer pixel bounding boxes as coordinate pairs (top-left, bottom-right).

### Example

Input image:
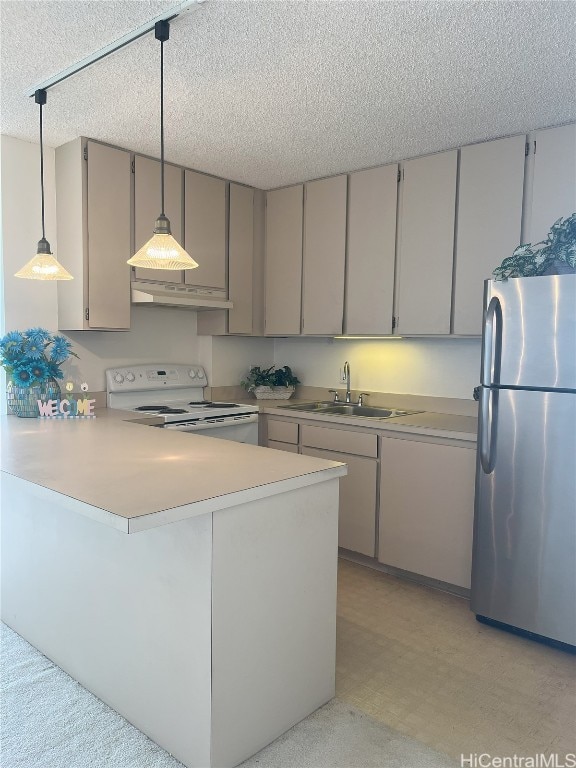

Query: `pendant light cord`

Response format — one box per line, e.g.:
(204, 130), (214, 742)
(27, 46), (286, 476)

(160, 37), (165, 217)
(39, 99), (46, 240)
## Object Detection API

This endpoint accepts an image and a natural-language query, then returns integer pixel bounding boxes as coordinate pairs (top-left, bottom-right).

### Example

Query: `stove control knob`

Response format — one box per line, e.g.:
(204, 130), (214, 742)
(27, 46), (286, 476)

(188, 369), (197, 379)
(114, 373), (124, 384)
(126, 372), (135, 383)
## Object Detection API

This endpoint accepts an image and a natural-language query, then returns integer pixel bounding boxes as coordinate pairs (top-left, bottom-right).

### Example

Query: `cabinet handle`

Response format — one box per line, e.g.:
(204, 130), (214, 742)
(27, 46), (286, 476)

(479, 386), (498, 474)
(481, 296), (502, 387)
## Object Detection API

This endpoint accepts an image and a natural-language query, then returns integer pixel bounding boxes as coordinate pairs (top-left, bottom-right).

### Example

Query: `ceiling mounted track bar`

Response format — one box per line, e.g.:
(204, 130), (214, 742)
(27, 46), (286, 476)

(25, 0), (206, 97)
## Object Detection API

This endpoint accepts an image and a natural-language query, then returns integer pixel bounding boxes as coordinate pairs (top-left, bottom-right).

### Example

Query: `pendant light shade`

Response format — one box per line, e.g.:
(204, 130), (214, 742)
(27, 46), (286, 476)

(128, 215), (198, 271)
(15, 90), (73, 281)
(128, 21), (198, 271)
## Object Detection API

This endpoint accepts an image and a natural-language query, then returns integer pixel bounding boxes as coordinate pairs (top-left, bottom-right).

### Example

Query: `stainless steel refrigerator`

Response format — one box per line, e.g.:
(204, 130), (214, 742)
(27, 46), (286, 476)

(471, 274), (576, 649)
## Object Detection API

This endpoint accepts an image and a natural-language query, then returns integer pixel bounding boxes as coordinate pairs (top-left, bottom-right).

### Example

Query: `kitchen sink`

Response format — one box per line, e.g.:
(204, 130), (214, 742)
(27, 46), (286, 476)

(278, 401), (334, 411)
(277, 401), (423, 419)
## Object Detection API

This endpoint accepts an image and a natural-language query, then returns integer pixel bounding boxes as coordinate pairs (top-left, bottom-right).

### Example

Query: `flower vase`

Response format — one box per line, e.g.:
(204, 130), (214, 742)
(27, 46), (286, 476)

(6, 378), (61, 418)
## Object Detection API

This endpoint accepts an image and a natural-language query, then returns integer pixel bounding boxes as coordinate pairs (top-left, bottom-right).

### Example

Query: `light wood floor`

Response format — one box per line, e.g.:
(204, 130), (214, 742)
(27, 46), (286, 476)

(336, 559), (576, 761)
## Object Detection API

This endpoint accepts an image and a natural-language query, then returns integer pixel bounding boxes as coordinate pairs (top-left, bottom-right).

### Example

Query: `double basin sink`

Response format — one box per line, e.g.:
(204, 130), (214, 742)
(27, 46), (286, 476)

(277, 401), (423, 420)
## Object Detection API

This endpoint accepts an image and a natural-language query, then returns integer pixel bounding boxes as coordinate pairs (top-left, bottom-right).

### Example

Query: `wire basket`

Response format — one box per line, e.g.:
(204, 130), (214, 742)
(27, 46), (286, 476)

(253, 386), (295, 400)
(6, 379), (61, 418)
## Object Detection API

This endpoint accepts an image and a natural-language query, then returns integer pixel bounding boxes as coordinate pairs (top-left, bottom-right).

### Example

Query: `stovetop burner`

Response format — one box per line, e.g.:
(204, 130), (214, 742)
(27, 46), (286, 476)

(134, 405), (189, 414)
(189, 402), (241, 408)
(135, 405), (170, 412)
(134, 402), (242, 414)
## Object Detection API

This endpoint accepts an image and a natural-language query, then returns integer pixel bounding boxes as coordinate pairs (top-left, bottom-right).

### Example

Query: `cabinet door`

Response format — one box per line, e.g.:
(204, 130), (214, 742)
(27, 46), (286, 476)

(302, 446), (377, 557)
(453, 136), (525, 335)
(228, 184), (254, 334)
(87, 141), (131, 329)
(396, 151), (457, 335)
(345, 165), (398, 335)
(378, 437), (475, 588)
(265, 185), (303, 335)
(302, 175), (347, 335)
(184, 171), (227, 289)
(528, 123), (576, 244)
(133, 155), (184, 284)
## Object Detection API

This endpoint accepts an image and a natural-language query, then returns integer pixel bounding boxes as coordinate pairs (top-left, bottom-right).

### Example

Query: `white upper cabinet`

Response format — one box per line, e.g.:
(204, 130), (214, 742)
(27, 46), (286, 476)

(184, 171), (227, 289)
(302, 175), (347, 335)
(56, 138), (131, 331)
(265, 185), (303, 335)
(528, 123), (576, 244)
(133, 155), (184, 284)
(453, 136), (526, 335)
(228, 184), (254, 334)
(396, 150), (457, 335)
(345, 165), (398, 335)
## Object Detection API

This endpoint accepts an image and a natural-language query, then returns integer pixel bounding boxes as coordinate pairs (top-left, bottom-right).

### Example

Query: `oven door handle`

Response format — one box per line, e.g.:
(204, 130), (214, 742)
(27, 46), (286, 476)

(163, 413), (259, 431)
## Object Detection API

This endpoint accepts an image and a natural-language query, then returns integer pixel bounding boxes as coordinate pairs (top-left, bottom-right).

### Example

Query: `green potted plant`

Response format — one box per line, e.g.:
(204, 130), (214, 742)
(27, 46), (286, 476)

(493, 213), (576, 280)
(241, 365), (300, 400)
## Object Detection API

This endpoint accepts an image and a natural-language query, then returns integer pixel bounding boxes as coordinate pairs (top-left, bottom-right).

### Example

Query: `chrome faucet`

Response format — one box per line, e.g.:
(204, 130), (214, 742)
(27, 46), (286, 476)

(330, 363), (369, 405)
(344, 361), (351, 403)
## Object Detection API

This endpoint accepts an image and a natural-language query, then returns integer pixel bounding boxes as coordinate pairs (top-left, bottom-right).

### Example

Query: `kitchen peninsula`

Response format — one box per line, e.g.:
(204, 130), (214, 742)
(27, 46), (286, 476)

(0, 409), (346, 768)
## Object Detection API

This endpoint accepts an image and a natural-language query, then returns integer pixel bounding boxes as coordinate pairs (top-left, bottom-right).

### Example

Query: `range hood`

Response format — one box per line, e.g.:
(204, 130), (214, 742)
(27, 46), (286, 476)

(131, 281), (233, 311)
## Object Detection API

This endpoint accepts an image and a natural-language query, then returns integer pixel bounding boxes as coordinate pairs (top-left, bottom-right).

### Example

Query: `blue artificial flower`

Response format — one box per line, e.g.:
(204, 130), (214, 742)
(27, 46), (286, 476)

(50, 335), (72, 363)
(26, 328), (51, 347)
(1, 328), (77, 384)
(0, 330), (24, 349)
(28, 359), (50, 383)
(24, 339), (44, 359)
(12, 362), (33, 386)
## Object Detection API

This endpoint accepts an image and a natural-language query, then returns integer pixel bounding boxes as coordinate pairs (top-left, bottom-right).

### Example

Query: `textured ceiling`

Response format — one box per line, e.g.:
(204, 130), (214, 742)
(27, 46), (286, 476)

(1, 1), (575, 190)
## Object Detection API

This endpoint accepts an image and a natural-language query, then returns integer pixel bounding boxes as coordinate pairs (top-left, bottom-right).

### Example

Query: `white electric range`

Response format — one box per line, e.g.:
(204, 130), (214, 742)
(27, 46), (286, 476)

(106, 364), (259, 444)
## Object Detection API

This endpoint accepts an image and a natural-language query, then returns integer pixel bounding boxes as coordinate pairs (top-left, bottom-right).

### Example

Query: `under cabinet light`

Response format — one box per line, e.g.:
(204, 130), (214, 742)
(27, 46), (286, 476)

(334, 336), (403, 340)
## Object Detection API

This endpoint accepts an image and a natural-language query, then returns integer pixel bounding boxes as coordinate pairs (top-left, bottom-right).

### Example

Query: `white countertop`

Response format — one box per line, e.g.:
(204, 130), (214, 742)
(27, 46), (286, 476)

(0, 409), (346, 533)
(254, 400), (478, 442)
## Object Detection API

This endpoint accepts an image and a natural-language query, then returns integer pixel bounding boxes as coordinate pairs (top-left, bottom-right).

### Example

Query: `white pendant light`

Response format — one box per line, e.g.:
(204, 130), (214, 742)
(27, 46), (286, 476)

(15, 89), (73, 281)
(128, 21), (198, 271)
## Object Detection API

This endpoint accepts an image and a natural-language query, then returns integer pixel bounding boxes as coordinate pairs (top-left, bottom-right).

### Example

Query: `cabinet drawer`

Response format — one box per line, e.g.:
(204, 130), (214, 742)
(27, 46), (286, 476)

(301, 425), (377, 457)
(267, 419), (299, 445)
(267, 440), (299, 454)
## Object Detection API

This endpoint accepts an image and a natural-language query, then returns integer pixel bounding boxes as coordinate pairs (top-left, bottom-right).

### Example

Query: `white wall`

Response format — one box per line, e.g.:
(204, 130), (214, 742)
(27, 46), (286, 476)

(64, 307), (198, 391)
(204, 336), (274, 387)
(1, 135), (59, 332)
(274, 337), (481, 400)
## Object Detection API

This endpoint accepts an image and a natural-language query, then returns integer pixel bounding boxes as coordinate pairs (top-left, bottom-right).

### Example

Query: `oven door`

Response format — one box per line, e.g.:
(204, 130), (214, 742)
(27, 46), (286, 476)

(163, 413), (259, 444)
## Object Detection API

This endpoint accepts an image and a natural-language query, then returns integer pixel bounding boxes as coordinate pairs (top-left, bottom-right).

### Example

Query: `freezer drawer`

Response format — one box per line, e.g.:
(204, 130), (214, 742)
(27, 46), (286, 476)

(471, 388), (576, 645)
(482, 275), (576, 391)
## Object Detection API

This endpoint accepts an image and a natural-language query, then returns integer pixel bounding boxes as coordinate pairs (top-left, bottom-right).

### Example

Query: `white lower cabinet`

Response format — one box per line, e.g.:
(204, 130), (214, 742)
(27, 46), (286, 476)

(378, 435), (476, 589)
(301, 447), (377, 558)
(263, 415), (476, 588)
(300, 424), (378, 558)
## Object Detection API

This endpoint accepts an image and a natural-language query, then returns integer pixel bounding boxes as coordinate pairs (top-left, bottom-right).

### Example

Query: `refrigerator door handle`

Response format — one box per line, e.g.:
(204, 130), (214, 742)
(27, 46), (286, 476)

(481, 296), (502, 387)
(479, 386), (499, 474)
